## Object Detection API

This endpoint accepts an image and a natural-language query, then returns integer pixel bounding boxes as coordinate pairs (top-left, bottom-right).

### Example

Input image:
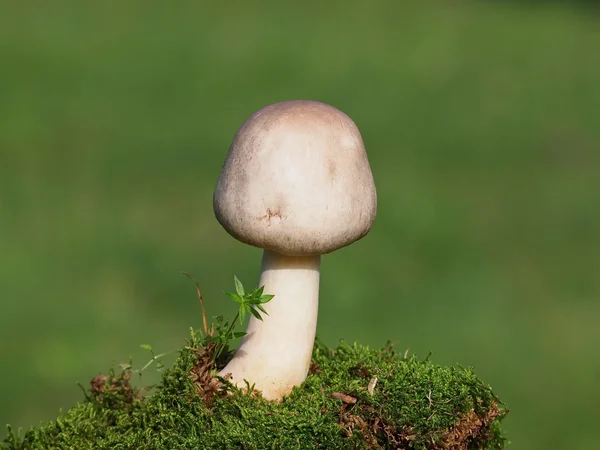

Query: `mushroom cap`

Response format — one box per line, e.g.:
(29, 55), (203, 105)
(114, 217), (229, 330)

(214, 100), (377, 256)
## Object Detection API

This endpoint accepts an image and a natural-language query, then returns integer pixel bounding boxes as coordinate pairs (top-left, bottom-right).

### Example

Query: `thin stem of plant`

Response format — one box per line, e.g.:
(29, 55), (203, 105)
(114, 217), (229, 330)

(216, 313), (240, 361)
(139, 350), (179, 374)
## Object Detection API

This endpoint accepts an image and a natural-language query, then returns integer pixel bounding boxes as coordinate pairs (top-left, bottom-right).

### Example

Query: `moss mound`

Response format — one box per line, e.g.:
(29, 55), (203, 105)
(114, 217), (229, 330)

(3, 332), (507, 449)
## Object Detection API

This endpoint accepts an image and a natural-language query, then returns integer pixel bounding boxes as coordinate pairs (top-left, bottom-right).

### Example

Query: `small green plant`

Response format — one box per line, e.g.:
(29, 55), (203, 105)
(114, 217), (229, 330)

(134, 344), (179, 385)
(207, 275), (274, 363)
(182, 272), (273, 365)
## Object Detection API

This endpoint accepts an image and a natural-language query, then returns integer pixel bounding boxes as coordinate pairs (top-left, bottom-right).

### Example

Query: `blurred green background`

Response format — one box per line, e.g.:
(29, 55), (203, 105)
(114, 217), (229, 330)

(1, 1), (599, 448)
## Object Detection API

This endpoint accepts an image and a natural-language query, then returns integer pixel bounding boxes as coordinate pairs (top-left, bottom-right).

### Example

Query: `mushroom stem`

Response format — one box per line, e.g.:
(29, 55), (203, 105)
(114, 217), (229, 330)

(218, 249), (321, 400)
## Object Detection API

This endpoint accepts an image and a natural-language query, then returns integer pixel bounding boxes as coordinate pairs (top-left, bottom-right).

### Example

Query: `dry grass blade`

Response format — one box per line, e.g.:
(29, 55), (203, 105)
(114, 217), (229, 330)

(182, 272), (209, 336)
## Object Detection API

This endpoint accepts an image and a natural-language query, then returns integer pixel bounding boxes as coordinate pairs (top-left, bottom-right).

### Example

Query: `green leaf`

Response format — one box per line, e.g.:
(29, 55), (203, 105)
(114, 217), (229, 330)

(238, 304), (248, 322)
(234, 275), (245, 297)
(140, 344), (153, 352)
(256, 304), (268, 315)
(233, 332), (246, 338)
(213, 315), (224, 329)
(260, 294), (274, 303)
(253, 286), (265, 297)
(249, 307), (263, 320)
(226, 292), (244, 303)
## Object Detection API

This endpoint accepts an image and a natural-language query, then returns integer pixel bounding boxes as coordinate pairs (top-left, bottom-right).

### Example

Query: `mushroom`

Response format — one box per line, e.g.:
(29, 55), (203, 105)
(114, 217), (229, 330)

(213, 100), (377, 400)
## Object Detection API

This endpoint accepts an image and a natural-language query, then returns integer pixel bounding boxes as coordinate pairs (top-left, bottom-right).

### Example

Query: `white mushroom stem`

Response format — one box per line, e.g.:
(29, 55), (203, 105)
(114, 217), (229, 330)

(218, 249), (321, 400)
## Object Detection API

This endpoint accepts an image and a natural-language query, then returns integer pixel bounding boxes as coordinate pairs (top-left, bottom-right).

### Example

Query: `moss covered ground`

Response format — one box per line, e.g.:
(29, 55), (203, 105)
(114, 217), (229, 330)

(3, 330), (506, 449)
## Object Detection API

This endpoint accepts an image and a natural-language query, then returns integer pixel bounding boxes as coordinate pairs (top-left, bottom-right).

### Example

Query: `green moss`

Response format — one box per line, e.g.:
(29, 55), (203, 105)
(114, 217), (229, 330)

(3, 332), (507, 449)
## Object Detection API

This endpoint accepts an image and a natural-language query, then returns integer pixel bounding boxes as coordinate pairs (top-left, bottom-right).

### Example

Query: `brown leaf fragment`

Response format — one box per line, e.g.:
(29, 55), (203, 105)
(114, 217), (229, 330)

(331, 392), (357, 404)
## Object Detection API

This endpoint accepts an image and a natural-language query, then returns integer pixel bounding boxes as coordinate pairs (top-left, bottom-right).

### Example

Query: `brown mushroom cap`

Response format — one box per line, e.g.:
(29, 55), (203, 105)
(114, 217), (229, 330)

(214, 100), (377, 256)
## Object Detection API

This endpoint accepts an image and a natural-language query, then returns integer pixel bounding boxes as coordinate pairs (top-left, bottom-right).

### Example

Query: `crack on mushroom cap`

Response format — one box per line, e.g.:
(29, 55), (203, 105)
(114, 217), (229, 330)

(259, 208), (285, 226)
